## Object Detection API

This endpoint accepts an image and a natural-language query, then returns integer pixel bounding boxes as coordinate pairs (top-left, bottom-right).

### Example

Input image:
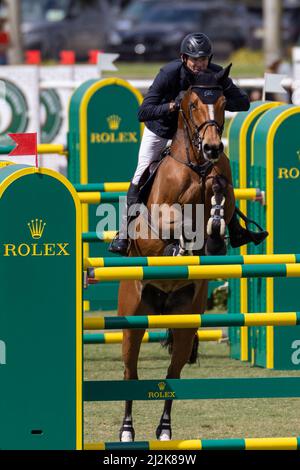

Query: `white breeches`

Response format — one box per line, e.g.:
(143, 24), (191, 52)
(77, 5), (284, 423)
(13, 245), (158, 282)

(132, 127), (170, 185)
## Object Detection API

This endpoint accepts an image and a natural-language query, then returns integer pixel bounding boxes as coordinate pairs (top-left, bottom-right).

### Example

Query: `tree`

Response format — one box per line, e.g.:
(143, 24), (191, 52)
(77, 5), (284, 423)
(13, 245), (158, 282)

(263, 0), (282, 68)
(2, 0), (23, 64)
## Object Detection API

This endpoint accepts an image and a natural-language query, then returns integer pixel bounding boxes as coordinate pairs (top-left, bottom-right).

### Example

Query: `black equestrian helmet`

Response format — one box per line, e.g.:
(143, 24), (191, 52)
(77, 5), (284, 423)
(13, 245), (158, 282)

(180, 33), (213, 59)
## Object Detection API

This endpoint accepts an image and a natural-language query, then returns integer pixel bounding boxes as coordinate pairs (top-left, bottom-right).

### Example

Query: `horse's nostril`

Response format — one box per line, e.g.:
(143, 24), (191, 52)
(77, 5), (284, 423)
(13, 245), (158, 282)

(203, 143), (211, 153)
(203, 143), (223, 157)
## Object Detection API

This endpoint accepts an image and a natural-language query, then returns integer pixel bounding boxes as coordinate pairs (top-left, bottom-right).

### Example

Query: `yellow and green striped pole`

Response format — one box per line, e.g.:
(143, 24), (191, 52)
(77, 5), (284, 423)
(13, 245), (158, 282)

(87, 263), (300, 282)
(84, 253), (300, 269)
(83, 312), (300, 330)
(83, 329), (224, 344)
(74, 182), (130, 192)
(75, 184), (263, 202)
(82, 231), (117, 243)
(78, 191), (126, 204)
(85, 436), (300, 450)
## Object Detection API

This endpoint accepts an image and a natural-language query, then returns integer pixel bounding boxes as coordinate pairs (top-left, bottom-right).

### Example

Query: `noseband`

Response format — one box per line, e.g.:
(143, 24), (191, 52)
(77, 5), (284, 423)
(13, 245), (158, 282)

(183, 105), (223, 156)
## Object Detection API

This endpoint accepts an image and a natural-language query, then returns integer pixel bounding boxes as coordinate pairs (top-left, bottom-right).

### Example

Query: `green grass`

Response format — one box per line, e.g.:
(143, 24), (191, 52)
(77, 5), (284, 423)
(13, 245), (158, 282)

(84, 328), (300, 444)
(103, 62), (164, 79)
(226, 48), (265, 77)
(102, 49), (264, 79)
(43, 48), (264, 78)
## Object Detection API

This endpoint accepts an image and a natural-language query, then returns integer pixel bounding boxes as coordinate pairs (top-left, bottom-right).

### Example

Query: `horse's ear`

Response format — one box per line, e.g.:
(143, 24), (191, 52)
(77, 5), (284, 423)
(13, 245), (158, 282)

(215, 63), (232, 84)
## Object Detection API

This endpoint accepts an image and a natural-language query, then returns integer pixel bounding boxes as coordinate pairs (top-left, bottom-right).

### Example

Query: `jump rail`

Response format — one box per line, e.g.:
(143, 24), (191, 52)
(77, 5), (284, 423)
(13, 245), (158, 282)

(83, 330), (224, 343)
(82, 231), (116, 243)
(84, 253), (300, 269)
(83, 312), (300, 330)
(87, 263), (300, 281)
(85, 436), (300, 450)
(78, 188), (264, 204)
(84, 376), (300, 401)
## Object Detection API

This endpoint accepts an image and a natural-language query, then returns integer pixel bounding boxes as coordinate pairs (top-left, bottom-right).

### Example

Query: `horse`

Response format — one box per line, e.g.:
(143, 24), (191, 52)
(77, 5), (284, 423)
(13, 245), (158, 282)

(118, 66), (236, 442)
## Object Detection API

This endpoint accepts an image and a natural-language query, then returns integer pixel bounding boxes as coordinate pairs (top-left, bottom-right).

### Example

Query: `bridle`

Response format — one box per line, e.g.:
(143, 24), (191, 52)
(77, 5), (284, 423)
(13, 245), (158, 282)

(188, 86), (224, 150)
(171, 85), (224, 178)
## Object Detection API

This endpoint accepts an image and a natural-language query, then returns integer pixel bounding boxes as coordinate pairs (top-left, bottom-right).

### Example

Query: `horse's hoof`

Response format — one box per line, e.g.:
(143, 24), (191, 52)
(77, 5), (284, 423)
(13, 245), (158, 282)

(163, 242), (181, 256)
(156, 422), (172, 441)
(158, 431), (171, 441)
(120, 431), (134, 442)
(205, 238), (227, 256)
(119, 421), (135, 442)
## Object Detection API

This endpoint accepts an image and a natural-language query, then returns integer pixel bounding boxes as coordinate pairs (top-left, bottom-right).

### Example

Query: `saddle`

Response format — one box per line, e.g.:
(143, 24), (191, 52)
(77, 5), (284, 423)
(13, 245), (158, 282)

(138, 147), (171, 205)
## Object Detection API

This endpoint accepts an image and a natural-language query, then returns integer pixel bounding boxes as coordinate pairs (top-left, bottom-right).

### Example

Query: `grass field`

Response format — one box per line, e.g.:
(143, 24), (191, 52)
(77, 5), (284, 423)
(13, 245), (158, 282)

(84, 319), (300, 445)
(102, 49), (265, 79)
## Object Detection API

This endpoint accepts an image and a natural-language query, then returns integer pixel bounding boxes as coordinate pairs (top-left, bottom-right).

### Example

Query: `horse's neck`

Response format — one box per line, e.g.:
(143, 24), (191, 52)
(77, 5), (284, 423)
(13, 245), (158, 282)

(147, 151), (203, 208)
(147, 117), (210, 205)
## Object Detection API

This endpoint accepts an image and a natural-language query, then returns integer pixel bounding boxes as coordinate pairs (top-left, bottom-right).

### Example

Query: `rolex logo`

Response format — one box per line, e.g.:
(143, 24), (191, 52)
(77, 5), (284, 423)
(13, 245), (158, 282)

(158, 382), (166, 391)
(27, 219), (46, 239)
(107, 114), (121, 130)
(148, 381), (175, 399)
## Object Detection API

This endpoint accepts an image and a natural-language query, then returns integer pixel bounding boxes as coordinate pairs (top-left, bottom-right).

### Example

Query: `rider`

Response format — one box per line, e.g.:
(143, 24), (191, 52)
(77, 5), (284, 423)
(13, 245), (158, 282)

(109, 32), (267, 255)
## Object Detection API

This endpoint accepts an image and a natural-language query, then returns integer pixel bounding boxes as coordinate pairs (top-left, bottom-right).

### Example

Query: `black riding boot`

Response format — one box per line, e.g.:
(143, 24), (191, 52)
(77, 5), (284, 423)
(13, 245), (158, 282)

(228, 207), (268, 249)
(108, 182), (141, 255)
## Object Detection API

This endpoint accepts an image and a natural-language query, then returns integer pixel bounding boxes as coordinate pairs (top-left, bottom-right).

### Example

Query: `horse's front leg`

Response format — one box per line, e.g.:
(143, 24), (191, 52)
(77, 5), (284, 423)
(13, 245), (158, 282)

(120, 328), (145, 442)
(206, 175), (233, 255)
(156, 327), (198, 441)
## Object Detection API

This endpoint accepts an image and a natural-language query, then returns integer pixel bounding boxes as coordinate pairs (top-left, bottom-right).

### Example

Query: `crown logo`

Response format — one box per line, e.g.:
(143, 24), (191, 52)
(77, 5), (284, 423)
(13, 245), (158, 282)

(158, 382), (166, 391)
(107, 114), (121, 130)
(27, 219), (46, 239)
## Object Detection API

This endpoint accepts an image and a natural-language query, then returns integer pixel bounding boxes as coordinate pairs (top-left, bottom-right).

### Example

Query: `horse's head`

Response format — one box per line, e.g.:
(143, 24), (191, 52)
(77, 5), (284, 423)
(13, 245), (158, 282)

(180, 65), (231, 163)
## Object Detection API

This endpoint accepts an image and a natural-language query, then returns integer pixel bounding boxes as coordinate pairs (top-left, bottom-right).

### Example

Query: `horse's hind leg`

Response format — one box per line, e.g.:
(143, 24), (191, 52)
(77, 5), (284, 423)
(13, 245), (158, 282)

(156, 327), (198, 441)
(120, 328), (145, 442)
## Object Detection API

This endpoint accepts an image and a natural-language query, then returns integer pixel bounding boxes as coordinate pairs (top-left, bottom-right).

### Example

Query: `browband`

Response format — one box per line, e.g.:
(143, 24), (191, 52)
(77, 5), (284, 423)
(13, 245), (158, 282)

(191, 85), (222, 90)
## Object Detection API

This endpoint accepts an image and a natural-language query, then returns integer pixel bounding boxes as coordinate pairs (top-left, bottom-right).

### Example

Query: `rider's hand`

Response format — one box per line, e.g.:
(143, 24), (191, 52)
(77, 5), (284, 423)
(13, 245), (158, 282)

(169, 101), (177, 112)
(174, 91), (185, 111)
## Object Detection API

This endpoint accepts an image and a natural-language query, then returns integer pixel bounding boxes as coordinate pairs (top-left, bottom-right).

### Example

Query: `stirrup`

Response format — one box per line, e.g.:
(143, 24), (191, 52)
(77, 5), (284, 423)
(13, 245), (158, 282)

(234, 206), (265, 232)
(229, 226), (268, 248)
(246, 228), (268, 246)
(230, 206), (268, 248)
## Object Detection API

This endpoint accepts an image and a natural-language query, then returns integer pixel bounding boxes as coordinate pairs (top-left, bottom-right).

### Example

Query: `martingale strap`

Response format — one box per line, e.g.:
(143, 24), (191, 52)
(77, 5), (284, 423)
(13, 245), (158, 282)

(188, 160), (213, 178)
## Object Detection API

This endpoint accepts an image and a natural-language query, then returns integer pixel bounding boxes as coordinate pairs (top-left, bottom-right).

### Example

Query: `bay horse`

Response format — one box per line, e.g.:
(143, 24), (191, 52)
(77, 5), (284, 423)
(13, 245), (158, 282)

(118, 66), (236, 442)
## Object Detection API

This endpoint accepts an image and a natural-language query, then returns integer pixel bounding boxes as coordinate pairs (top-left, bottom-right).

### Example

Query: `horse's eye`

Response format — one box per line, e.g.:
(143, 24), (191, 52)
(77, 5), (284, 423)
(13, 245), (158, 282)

(190, 103), (196, 110)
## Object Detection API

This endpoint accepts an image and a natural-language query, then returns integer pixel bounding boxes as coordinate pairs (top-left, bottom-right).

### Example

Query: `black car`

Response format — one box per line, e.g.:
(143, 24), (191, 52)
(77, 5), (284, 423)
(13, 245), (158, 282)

(108, 1), (249, 61)
(21, 0), (115, 60)
(110, 0), (163, 32)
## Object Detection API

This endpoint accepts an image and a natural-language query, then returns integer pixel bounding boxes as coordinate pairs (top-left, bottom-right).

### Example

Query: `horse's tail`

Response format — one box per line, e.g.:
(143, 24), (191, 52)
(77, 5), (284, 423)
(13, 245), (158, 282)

(161, 329), (199, 365)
